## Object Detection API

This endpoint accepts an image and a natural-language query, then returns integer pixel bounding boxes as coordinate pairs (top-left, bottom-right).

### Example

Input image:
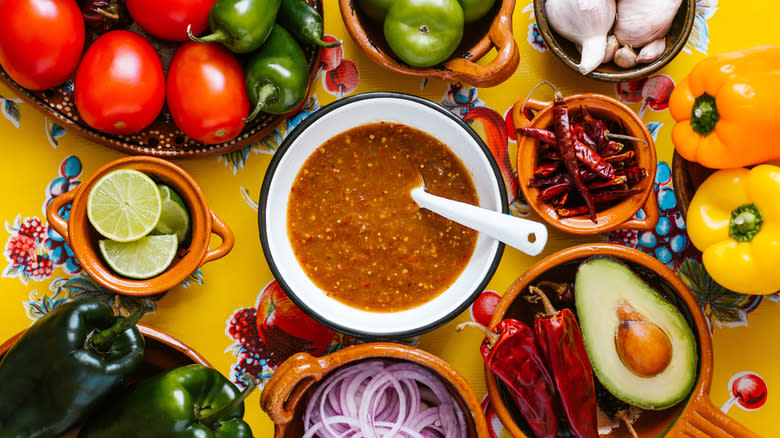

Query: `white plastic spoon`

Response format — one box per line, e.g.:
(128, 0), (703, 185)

(410, 174), (548, 256)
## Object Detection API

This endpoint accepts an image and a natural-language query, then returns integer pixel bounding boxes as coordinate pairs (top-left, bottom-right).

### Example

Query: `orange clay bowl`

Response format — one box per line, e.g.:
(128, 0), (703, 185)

(260, 342), (489, 437)
(45, 156), (234, 296)
(339, 0), (519, 87)
(486, 243), (758, 438)
(0, 323), (210, 438)
(512, 93), (659, 235)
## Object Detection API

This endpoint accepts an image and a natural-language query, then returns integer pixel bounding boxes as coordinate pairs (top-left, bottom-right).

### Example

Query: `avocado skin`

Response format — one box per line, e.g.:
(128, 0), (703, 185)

(574, 256), (698, 410)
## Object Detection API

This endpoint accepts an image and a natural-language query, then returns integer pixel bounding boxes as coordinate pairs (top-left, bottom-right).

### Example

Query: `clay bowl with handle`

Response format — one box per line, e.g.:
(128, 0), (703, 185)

(485, 243), (759, 438)
(512, 92), (659, 235)
(260, 342), (489, 437)
(45, 156), (234, 296)
(339, 0), (519, 87)
(0, 323), (211, 438)
(533, 0), (695, 81)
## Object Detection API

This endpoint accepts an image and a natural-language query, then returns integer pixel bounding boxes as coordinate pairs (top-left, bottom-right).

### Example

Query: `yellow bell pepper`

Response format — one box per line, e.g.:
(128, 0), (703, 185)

(686, 164), (780, 295)
(669, 46), (780, 169)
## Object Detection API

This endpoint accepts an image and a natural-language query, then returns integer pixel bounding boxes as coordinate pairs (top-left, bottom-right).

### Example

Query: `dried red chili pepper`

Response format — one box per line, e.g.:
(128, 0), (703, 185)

(519, 127), (615, 179)
(551, 89), (596, 222)
(599, 140), (623, 156)
(616, 166), (648, 185)
(604, 150), (636, 163)
(527, 285), (598, 438)
(457, 320), (559, 438)
(587, 176), (627, 190)
(557, 206), (589, 217)
(533, 161), (559, 177)
(591, 188), (643, 204)
(537, 182), (571, 201)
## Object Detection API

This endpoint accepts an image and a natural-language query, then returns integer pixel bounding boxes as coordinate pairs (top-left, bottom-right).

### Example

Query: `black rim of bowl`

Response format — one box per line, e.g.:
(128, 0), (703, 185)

(258, 91), (508, 339)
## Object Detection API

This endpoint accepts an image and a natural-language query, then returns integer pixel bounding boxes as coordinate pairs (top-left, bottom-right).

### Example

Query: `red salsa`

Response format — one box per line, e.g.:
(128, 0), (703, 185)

(287, 122), (479, 312)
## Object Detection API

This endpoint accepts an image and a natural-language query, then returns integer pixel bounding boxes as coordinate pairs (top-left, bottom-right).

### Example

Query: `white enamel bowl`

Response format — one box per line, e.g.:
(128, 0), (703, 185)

(258, 92), (508, 338)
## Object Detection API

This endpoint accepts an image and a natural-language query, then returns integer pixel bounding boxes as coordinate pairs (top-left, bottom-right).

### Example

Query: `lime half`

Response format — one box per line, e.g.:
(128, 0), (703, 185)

(152, 185), (191, 243)
(87, 169), (162, 242)
(99, 234), (178, 279)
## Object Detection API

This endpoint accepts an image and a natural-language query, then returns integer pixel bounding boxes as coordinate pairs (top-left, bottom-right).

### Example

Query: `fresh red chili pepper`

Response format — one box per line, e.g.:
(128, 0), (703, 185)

(457, 320), (559, 438)
(551, 89), (596, 222)
(528, 285), (598, 438)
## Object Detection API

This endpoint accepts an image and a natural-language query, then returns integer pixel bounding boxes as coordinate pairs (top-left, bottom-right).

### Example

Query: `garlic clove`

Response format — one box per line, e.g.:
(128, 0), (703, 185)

(637, 38), (667, 63)
(578, 35), (609, 75)
(602, 35), (619, 64)
(614, 0), (683, 47)
(614, 44), (638, 68)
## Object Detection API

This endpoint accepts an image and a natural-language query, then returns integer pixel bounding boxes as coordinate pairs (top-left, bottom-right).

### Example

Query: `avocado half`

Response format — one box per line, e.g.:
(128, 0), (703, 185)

(574, 256), (697, 410)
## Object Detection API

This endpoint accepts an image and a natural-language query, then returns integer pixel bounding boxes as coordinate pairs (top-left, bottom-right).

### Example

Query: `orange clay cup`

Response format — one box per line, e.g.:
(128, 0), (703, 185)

(45, 156), (234, 296)
(513, 93), (659, 235)
(261, 342), (489, 438)
(486, 243), (759, 438)
(339, 0), (519, 87)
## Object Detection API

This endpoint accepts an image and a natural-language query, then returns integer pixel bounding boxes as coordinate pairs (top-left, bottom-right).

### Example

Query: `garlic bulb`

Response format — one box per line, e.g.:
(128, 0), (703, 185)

(545, 0), (616, 75)
(614, 45), (638, 68)
(637, 38), (666, 63)
(614, 0), (682, 47)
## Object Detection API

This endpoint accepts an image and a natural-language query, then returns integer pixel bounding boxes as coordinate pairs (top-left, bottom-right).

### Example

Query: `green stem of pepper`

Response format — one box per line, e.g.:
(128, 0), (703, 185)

(187, 24), (229, 45)
(690, 93), (719, 137)
(87, 300), (153, 354)
(729, 203), (763, 242)
(197, 373), (258, 426)
(244, 83), (278, 123)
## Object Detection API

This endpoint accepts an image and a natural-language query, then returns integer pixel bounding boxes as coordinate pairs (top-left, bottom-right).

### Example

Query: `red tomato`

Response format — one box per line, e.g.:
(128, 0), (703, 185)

(126, 0), (214, 41)
(0, 0), (85, 90)
(167, 42), (250, 144)
(73, 30), (165, 135)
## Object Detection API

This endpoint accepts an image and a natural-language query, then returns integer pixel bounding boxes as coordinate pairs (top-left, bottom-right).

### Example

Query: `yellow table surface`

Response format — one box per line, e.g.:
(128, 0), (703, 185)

(0, 0), (777, 436)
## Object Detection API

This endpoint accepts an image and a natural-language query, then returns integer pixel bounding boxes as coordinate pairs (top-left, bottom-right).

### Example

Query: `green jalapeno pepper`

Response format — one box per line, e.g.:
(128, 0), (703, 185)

(188, 0), (281, 53)
(78, 364), (257, 437)
(244, 25), (310, 123)
(277, 0), (340, 47)
(0, 300), (149, 438)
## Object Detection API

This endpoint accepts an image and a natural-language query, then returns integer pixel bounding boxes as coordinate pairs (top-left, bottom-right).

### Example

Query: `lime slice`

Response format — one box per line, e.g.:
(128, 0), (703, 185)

(87, 169), (162, 242)
(99, 235), (178, 279)
(152, 185), (191, 243)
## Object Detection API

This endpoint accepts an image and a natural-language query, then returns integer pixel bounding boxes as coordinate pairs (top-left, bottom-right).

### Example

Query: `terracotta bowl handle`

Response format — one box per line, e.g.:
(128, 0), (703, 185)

(671, 392), (760, 437)
(45, 189), (77, 245)
(201, 210), (234, 265)
(617, 182), (660, 231)
(511, 97), (550, 131)
(446, 9), (519, 88)
(260, 352), (328, 425)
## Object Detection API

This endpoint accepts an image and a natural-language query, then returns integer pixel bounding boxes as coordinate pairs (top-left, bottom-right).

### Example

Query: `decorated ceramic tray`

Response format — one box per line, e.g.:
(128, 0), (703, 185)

(0, 1), (323, 159)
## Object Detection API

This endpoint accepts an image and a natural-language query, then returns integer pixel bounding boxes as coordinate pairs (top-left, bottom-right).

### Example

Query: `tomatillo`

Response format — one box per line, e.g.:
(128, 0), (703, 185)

(384, 0), (464, 67)
(357, 0), (394, 21)
(458, 0), (496, 22)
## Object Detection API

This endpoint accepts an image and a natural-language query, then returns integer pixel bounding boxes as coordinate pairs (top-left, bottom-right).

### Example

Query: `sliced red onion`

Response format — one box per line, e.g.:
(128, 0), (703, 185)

(303, 359), (468, 438)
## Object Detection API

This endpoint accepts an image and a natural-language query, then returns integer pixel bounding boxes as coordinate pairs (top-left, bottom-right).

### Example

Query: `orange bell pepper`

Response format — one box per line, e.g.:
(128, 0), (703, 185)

(669, 46), (780, 169)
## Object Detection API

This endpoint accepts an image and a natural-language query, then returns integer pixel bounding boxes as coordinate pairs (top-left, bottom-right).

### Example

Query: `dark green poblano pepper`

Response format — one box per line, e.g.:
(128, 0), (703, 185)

(78, 364), (257, 438)
(277, 0), (341, 48)
(0, 300), (150, 438)
(244, 25), (310, 123)
(188, 0), (281, 53)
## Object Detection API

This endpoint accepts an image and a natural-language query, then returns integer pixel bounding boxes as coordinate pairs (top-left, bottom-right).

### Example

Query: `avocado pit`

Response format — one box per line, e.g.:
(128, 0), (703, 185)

(614, 301), (673, 378)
